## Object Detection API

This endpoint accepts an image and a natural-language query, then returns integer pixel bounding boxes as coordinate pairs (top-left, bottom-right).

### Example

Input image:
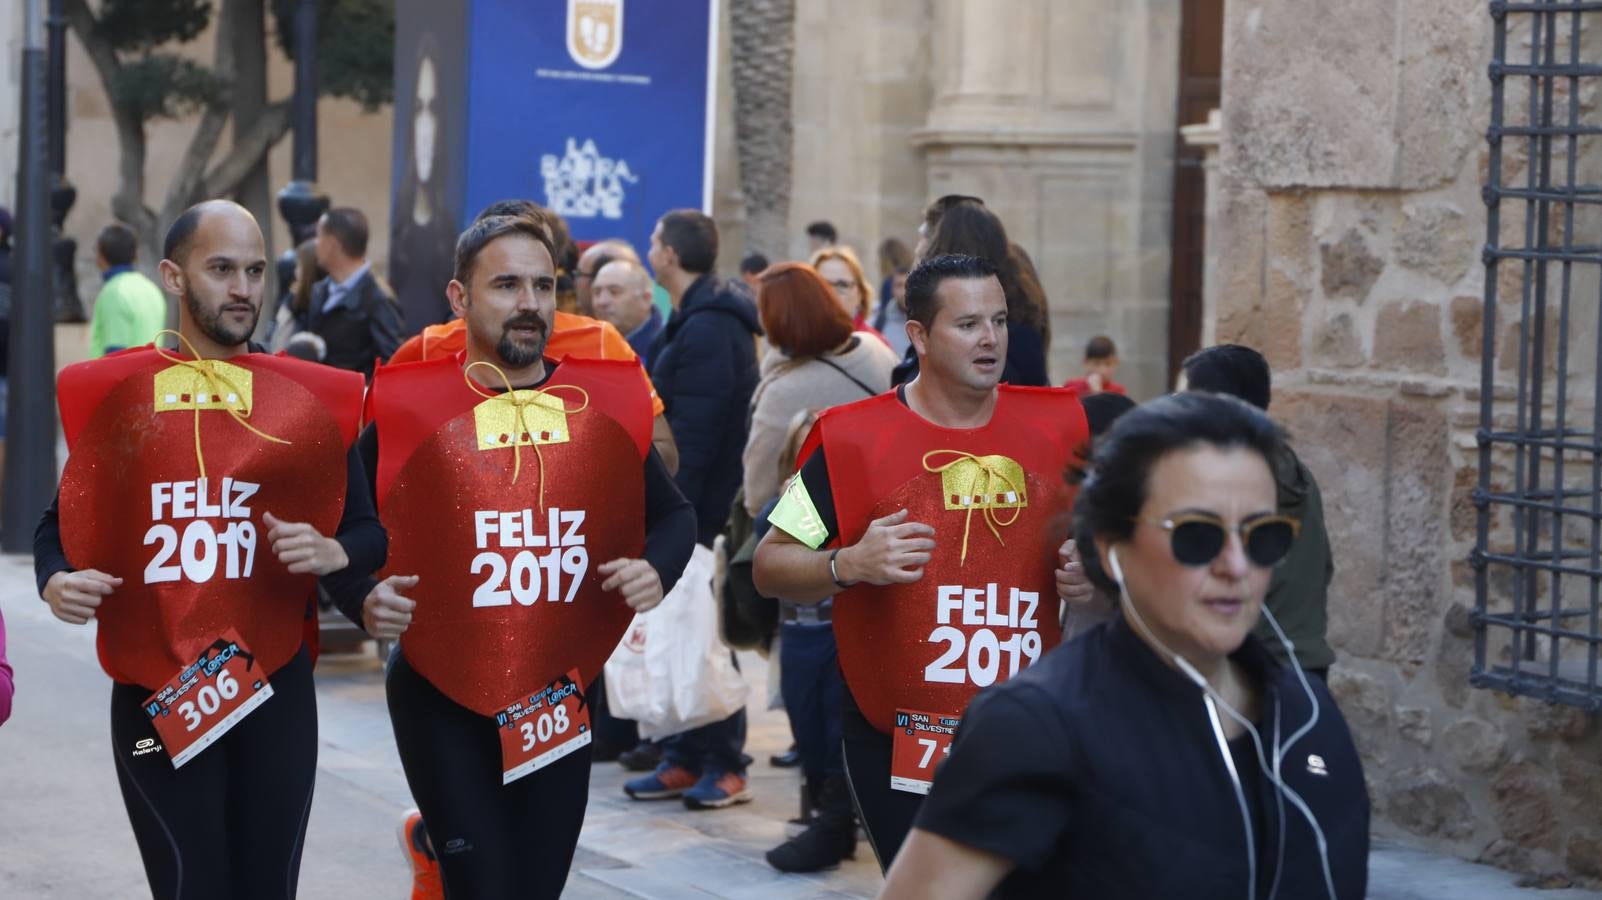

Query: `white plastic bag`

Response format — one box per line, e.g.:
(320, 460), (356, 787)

(604, 544), (748, 739)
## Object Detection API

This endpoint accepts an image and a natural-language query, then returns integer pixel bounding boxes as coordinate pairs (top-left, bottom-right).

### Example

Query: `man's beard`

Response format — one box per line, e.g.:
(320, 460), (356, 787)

(496, 312), (549, 367)
(184, 285), (258, 348)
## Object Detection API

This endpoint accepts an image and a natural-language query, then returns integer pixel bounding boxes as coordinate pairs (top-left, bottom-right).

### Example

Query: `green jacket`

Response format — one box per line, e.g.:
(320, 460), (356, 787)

(1254, 443), (1336, 671)
(89, 268), (167, 358)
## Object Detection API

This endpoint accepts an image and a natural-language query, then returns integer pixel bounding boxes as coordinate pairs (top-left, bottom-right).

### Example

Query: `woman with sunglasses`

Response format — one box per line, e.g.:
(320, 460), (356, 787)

(880, 392), (1369, 900)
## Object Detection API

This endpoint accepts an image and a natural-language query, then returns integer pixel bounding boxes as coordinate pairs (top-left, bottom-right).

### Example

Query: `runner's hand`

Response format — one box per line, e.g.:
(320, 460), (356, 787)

(264, 511), (349, 575)
(838, 509), (936, 586)
(599, 558), (664, 612)
(363, 575), (418, 639)
(43, 569), (121, 624)
(1056, 539), (1093, 605)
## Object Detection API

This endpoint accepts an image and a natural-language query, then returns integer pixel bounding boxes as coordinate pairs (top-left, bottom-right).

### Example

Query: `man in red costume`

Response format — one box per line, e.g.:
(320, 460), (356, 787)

(33, 200), (388, 899)
(754, 253), (1094, 871)
(357, 213), (695, 899)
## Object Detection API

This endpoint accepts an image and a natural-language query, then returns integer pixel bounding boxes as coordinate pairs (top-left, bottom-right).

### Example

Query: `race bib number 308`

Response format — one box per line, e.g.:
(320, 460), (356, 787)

(890, 708), (959, 795)
(144, 630), (273, 768)
(497, 668), (591, 785)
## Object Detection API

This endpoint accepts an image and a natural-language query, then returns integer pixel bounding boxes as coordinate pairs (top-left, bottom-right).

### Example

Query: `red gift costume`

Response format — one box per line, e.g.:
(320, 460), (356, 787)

(372, 354), (652, 716)
(809, 386), (1088, 733)
(56, 346), (364, 690)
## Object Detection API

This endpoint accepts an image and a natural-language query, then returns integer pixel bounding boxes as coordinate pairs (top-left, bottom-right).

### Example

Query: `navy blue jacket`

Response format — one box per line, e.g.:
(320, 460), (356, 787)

(626, 306), (665, 369)
(649, 274), (763, 546)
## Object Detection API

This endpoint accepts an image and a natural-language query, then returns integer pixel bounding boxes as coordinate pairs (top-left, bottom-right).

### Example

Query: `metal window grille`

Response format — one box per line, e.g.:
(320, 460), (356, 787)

(1475, 0), (1602, 711)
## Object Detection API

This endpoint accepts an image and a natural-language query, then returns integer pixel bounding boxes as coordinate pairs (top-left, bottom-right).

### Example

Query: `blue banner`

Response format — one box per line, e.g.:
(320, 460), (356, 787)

(465, 0), (719, 258)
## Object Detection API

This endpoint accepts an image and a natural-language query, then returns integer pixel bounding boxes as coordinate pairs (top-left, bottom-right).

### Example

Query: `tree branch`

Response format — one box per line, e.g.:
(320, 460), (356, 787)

(65, 0), (156, 249)
(201, 99), (291, 200)
(159, 0), (247, 230)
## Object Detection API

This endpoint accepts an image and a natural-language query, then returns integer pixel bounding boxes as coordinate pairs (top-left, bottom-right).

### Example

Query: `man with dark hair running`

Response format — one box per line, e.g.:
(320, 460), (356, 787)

(753, 253), (1093, 871)
(361, 213), (696, 899)
(34, 199), (387, 900)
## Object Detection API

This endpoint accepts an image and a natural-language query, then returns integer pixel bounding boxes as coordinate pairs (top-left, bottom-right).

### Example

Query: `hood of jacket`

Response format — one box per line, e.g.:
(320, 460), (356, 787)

(663, 274), (763, 341)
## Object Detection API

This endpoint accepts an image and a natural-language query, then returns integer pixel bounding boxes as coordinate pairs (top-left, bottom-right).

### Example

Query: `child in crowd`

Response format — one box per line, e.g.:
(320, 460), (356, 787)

(1064, 335), (1127, 396)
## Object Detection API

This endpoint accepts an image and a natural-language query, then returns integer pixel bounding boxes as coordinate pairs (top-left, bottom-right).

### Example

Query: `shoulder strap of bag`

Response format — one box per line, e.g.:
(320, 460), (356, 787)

(818, 355), (878, 397)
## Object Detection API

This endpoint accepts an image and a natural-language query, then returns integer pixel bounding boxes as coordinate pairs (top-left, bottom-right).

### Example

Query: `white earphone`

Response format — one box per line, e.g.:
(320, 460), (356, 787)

(1107, 546), (1337, 900)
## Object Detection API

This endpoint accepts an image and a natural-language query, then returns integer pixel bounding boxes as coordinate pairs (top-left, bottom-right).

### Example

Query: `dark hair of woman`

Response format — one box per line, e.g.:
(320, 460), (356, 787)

(291, 239), (323, 316)
(877, 237), (914, 280)
(1072, 392), (1285, 593)
(758, 262), (854, 357)
(922, 202), (1050, 341)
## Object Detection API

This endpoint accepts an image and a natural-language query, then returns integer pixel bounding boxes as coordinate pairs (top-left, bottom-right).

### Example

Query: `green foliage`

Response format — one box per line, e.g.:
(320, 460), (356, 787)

(271, 0), (396, 111)
(97, 0), (395, 124)
(109, 53), (222, 121)
(94, 0), (213, 52)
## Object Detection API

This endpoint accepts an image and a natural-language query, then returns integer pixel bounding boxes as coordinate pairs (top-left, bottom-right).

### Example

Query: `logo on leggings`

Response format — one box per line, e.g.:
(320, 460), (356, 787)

(442, 837), (472, 855)
(131, 737), (165, 758)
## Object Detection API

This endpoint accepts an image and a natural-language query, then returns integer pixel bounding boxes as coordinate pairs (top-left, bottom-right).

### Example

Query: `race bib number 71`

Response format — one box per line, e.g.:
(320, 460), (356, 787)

(144, 630), (273, 768)
(890, 708), (959, 795)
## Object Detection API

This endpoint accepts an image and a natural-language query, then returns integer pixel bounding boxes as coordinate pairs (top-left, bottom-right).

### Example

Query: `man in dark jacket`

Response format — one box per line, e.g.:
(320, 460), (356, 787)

(1181, 344), (1337, 677)
(306, 207), (405, 378)
(625, 208), (763, 810)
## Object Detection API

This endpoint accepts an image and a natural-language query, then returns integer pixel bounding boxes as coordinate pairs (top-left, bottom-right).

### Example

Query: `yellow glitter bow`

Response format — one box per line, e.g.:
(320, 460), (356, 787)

(463, 360), (590, 508)
(153, 329), (290, 480)
(921, 449), (1026, 566)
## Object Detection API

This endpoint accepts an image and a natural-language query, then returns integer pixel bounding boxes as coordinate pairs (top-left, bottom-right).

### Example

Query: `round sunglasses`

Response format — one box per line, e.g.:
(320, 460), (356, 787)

(1132, 513), (1300, 568)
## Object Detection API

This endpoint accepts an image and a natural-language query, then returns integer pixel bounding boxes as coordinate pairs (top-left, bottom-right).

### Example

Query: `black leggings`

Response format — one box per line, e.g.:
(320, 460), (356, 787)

(840, 688), (924, 873)
(110, 644), (318, 900)
(387, 651), (591, 900)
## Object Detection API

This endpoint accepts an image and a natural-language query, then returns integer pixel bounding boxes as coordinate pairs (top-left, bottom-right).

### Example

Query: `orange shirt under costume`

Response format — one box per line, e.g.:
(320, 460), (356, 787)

(388, 313), (665, 416)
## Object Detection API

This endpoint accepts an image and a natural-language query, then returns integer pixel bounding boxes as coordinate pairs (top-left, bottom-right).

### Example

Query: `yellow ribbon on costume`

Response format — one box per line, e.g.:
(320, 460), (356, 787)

(153, 330), (290, 480)
(921, 449), (1026, 566)
(463, 360), (590, 507)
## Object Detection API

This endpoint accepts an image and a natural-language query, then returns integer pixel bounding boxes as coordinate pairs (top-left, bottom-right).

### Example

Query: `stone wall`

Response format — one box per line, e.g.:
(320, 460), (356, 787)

(1214, 0), (1602, 882)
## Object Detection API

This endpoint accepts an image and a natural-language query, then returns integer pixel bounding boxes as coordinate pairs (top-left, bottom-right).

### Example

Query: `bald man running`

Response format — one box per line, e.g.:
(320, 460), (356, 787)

(34, 200), (387, 900)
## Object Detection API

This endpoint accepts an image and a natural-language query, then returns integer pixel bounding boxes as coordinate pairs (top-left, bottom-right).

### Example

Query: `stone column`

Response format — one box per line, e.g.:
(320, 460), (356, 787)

(912, 0), (1182, 394)
(1180, 108), (1220, 348)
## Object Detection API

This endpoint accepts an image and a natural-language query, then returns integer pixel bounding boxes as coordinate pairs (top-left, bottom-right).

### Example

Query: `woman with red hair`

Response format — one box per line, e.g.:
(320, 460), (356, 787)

(746, 263), (898, 515)
(743, 262), (897, 874)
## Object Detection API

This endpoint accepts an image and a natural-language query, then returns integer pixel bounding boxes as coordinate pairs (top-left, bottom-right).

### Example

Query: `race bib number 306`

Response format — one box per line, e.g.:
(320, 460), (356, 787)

(144, 630), (273, 768)
(890, 708), (959, 795)
(497, 668), (591, 785)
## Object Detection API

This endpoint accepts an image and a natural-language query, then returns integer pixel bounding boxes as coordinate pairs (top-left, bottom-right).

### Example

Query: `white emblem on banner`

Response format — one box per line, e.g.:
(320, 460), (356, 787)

(568, 0), (624, 70)
(541, 138), (638, 220)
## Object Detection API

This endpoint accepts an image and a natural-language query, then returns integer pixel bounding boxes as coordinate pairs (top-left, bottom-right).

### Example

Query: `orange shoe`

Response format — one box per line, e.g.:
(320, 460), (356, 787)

(623, 763), (700, 800)
(397, 808), (443, 900)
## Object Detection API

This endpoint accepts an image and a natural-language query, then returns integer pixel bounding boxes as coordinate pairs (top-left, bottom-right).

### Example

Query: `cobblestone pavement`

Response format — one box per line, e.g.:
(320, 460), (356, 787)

(1, 554), (1597, 899)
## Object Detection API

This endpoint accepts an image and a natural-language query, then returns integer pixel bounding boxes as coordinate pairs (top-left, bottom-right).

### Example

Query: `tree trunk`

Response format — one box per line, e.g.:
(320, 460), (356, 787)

(729, 0), (796, 259)
(157, 0), (246, 240)
(64, 0), (158, 262)
(232, 0), (276, 339)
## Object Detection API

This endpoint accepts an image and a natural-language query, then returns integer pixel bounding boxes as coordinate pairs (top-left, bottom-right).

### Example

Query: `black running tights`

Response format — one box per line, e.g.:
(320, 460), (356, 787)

(386, 651), (591, 900)
(110, 644), (318, 900)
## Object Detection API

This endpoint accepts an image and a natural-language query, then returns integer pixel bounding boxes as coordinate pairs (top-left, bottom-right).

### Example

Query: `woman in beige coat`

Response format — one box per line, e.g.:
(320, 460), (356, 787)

(744, 263), (899, 517)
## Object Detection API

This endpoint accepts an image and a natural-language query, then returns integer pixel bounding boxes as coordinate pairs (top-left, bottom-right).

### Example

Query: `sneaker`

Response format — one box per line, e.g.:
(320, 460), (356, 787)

(396, 809), (443, 900)
(683, 769), (753, 810)
(623, 763), (699, 800)
(617, 741), (663, 772)
(769, 744), (802, 768)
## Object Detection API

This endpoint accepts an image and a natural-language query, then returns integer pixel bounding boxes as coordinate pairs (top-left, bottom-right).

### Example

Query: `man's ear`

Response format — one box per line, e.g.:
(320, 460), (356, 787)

(446, 279), (469, 318)
(907, 318), (928, 358)
(158, 259), (184, 297)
